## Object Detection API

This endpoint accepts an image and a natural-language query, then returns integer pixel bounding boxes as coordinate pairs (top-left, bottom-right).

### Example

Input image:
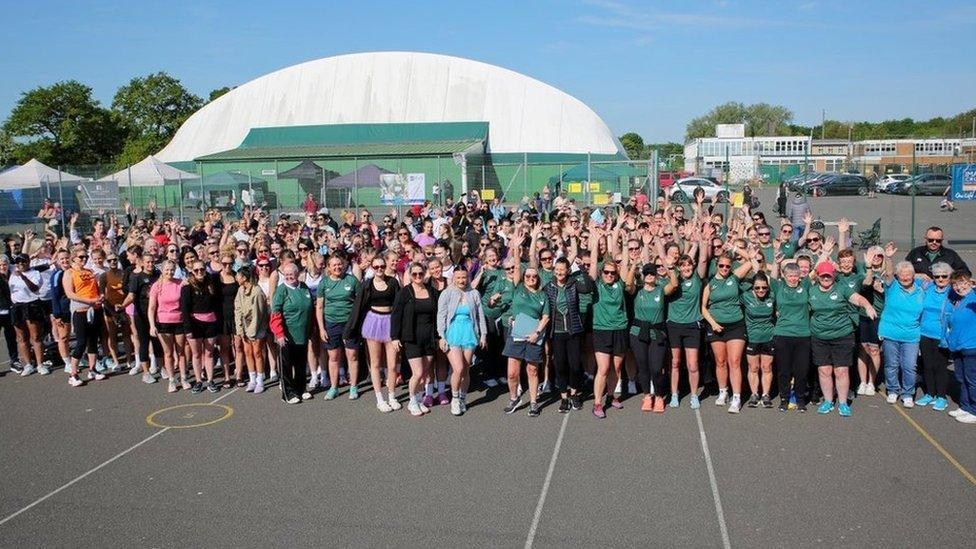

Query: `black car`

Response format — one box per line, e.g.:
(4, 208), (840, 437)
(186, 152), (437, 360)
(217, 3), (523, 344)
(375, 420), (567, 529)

(807, 174), (870, 196)
(893, 173), (951, 196)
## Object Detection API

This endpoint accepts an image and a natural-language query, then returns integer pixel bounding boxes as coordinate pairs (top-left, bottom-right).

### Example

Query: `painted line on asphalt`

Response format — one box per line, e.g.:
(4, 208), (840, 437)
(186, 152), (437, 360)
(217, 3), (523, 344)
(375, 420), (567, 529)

(890, 404), (976, 486)
(524, 412), (570, 549)
(0, 388), (239, 528)
(695, 408), (732, 549)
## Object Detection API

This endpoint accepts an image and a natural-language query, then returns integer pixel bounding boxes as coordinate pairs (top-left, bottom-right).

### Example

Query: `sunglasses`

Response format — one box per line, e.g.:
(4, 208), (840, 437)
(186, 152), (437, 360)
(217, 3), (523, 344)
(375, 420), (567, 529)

(819, 274), (834, 279)
(410, 271), (423, 277)
(718, 264), (732, 269)
(540, 256), (553, 261)
(372, 264), (386, 270)
(504, 266), (515, 272)
(933, 274), (949, 279)
(663, 233), (674, 237)
(754, 286), (769, 291)
(209, 251), (219, 255)
(299, 247), (309, 251)
(758, 232), (770, 236)
(808, 238), (821, 243)
(107, 258), (118, 262)
(524, 274), (539, 279)
(76, 255), (89, 260)
(927, 238), (943, 243)
(222, 262), (234, 267)
(602, 270), (617, 275)
(628, 247), (639, 252)
(192, 268), (206, 274)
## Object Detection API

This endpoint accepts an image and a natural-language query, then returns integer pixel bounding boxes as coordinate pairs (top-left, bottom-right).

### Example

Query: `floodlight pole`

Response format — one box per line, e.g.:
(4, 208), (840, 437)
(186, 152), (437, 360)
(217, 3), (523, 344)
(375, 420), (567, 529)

(57, 169), (65, 237)
(910, 145), (917, 249)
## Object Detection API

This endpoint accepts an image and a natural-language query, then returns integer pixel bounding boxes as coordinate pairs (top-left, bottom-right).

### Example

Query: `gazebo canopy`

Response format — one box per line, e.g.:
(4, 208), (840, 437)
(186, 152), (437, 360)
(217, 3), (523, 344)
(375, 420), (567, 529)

(0, 159), (85, 190)
(327, 164), (393, 189)
(98, 155), (198, 187)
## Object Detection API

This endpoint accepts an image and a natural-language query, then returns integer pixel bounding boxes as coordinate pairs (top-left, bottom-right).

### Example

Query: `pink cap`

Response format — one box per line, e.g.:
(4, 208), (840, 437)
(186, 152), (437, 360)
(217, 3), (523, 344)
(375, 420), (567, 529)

(815, 262), (836, 277)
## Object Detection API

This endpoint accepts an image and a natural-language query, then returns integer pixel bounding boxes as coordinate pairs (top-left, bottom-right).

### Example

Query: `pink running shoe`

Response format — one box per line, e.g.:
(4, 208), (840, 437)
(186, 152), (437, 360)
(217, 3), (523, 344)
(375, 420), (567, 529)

(592, 404), (607, 419)
(610, 398), (624, 409)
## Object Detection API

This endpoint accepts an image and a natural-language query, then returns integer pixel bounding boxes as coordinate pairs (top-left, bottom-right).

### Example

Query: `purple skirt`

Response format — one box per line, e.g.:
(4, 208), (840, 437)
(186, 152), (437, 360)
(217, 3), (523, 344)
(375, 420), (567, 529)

(361, 311), (392, 342)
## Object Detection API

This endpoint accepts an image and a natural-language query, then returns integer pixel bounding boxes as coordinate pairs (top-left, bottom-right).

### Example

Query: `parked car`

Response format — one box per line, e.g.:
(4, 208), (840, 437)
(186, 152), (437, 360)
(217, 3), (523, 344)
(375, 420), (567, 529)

(787, 172), (827, 192)
(877, 174), (910, 193)
(806, 174), (870, 196)
(667, 177), (729, 203)
(892, 173), (951, 196)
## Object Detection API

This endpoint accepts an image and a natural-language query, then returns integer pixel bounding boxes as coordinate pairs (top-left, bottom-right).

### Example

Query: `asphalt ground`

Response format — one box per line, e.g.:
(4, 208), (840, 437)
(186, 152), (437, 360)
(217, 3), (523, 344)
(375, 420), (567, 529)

(1, 358), (974, 548)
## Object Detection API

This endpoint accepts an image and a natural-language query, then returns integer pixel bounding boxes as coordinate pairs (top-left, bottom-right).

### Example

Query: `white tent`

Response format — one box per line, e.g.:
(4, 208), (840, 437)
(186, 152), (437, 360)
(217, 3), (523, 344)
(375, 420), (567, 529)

(0, 158), (86, 190)
(98, 155), (198, 187)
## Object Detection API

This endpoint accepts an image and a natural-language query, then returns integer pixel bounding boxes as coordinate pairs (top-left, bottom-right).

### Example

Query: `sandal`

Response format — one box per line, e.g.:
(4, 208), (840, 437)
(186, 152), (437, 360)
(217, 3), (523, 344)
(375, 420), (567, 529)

(236, 379), (247, 388)
(222, 378), (233, 389)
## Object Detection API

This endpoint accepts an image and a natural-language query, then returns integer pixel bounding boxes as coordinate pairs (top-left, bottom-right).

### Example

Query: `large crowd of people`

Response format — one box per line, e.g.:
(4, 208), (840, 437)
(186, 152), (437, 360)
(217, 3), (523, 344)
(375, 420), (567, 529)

(2, 191), (974, 423)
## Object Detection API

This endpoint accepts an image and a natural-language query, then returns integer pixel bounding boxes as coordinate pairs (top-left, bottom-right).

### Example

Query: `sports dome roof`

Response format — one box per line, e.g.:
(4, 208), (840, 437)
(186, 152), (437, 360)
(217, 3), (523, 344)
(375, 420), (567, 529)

(156, 52), (623, 162)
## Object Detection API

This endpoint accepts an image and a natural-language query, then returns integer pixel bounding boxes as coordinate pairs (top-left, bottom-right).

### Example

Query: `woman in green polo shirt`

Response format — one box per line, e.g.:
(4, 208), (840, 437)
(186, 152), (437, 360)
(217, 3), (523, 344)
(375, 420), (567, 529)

(588, 227), (636, 419)
(629, 262), (677, 413)
(269, 262), (314, 405)
(474, 247), (508, 388)
(742, 272), (775, 408)
(502, 259), (550, 418)
(808, 262), (877, 417)
(701, 249), (756, 414)
(315, 255), (362, 400)
(769, 261), (812, 412)
(666, 228), (712, 410)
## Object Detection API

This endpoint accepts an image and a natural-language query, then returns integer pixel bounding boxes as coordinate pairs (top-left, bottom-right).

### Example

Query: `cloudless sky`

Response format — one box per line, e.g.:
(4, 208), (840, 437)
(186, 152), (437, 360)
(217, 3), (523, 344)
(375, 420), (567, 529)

(2, 0), (975, 142)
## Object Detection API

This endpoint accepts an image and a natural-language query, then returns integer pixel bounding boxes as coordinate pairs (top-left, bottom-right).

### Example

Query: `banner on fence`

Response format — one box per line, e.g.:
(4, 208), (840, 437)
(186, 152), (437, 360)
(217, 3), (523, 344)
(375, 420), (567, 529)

(380, 173), (426, 205)
(951, 163), (976, 200)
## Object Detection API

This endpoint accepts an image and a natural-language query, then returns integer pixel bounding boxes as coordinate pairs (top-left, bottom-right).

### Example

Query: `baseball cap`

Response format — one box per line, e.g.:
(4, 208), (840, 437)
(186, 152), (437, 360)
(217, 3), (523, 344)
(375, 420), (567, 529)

(815, 262), (836, 277)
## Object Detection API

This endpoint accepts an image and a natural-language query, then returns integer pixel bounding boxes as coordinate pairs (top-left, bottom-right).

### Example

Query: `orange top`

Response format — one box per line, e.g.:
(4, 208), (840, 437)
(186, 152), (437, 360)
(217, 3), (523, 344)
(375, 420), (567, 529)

(103, 269), (125, 306)
(71, 268), (99, 302)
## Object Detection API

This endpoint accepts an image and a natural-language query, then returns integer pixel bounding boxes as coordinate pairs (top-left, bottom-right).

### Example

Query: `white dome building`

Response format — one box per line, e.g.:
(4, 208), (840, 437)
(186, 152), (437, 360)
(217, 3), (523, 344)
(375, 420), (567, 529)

(157, 51), (623, 162)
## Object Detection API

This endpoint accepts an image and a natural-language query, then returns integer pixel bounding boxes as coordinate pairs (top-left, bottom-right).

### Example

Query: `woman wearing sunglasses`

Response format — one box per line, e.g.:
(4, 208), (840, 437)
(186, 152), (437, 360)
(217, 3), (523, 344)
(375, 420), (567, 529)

(215, 252), (244, 388)
(916, 262), (953, 411)
(742, 272), (775, 408)
(436, 267), (487, 416)
(701, 248), (756, 413)
(501, 257), (550, 418)
(269, 262), (314, 404)
(61, 251), (104, 386)
(808, 262), (877, 417)
(181, 259), (221, 393)
(391, 262), (440, 416)
(346, 256), (401, 412)
(424, 258), (453, 407)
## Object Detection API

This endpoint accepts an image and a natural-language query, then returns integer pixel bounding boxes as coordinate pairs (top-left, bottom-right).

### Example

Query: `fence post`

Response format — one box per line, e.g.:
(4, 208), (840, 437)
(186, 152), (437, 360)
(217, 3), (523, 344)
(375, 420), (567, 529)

(57, 169), (65, 236)
(587, 153), (592, 207)
(354, 157), (359, 207)
(650, 150), (659, 204)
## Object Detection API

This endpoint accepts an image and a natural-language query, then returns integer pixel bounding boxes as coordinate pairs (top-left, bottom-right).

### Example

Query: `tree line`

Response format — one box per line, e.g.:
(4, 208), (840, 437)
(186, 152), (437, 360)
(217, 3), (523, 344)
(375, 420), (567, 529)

(0, 73), (232, 168)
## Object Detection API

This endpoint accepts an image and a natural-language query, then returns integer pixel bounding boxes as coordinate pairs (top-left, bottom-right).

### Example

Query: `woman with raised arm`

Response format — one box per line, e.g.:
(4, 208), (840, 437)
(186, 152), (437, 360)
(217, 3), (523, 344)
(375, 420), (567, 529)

(878, 249), (926, 408)
(742, 272), (776, 409)
(629, 262), (678, 413)
(665, 223), (712, 409)
(501, 257), (550, 418)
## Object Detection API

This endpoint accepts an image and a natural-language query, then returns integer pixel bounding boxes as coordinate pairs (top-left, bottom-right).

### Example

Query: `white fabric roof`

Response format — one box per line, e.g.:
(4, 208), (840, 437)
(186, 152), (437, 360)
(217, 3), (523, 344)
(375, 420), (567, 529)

(98, 155), (198, 187)
(0, 159), (85, 190)
(157, 52), (623, 161)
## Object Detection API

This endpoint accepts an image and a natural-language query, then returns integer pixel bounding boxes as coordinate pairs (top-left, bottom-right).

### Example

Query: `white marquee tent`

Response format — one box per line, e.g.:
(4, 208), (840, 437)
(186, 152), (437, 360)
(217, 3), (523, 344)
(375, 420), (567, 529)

(0, 158), (86, 190)
(98, 155), (198, 187)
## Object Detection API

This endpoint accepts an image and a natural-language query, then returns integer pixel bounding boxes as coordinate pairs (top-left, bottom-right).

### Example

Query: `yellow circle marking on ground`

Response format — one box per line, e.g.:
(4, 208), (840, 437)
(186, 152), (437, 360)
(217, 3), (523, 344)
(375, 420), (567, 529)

(146, 403), (234, 429)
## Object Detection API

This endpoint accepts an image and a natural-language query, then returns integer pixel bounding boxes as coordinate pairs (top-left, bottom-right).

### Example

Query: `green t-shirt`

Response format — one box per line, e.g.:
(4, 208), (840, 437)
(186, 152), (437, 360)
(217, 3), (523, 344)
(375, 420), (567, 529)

(593, 279), (628, 330)
(272, 283), (313, 344)
(632, 285), (666, 325)
(742, 291), (775, 343)
(858, 268), (885, 318)
(574, 272), (593, 317)
(707, 275), (743, 324)
(507, 284), (549, 323)
(779, 240), (797, 260)
(808, 282), (856, 340)
(539, 268), (554, 288)
(771, 278), (811, 338)
(479, 267), (505, 294)
(317, 274), (359, 324)
(667, 273), (703, 324)
(760, 244), (776, 265)
(836, 263), (865, 325)
(555, 285), (568, 315)
(482, 277), (515, 321)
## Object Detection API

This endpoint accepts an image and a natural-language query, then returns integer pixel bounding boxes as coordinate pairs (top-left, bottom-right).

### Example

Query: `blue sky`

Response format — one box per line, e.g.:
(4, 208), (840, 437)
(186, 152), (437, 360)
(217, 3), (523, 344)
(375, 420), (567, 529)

(2, 0), (975, 142)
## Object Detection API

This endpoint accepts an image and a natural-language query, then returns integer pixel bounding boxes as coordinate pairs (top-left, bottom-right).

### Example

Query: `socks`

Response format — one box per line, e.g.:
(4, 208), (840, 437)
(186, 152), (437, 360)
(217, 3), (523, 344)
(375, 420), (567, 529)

(436, 380), (446, 394)
(249, 372), (256, 382)
(409, 393), (418, 405)
(256, 373), (265, 383)
(424, 383), (434, 397)
(375, 392), (386, 404)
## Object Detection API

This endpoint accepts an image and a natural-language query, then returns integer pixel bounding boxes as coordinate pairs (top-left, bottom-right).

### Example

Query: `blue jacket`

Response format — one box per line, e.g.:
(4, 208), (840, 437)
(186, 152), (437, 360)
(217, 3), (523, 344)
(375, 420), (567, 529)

(920, 284), (950, 339)
(51, 269), (71, 317)
(942, 291), (976, 352)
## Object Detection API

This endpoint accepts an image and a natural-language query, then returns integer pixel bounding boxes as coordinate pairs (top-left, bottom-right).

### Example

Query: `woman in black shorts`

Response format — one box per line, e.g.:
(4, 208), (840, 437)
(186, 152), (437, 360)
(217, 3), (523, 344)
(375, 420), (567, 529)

(742, 272), (775, 408)
(666, 242), (711, 409)
(701, 249), (756, 413)
(216, 253), (244, 388)
(392, 262), (441, 416)
(182, 259), (221, 393)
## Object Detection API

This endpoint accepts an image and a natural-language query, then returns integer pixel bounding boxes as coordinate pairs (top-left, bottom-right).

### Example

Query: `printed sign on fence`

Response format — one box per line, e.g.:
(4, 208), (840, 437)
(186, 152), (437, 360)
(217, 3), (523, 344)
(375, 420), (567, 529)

(567, 182), (583, 193)
(951, 163), (976, 200)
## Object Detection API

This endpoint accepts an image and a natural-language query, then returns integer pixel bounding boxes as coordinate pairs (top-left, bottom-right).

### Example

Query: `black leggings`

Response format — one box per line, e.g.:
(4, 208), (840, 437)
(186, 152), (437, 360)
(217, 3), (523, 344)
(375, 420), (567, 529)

(134, 312), (163, 363)
(279, 340), (308, 401)
(0, 312), (17, 361)
(919, 336), (949, 398)
(71, 309), (103, 359)
(630, 334), (668, 397)
(551, 332), (582, 393)
(478, 319), (506, 380)
(774, 335), (810, 404)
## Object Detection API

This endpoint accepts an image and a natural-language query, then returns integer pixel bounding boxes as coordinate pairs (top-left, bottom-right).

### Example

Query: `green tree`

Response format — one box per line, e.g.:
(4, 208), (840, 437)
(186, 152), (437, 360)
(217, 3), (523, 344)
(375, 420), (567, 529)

(618, 132), (645, 159)
(112, 72), (202, 157)
(2, 80), (125, 165)
(685, 101), (794, 140)
(208, 86), (233, 102)
(0, 130), (15, 166)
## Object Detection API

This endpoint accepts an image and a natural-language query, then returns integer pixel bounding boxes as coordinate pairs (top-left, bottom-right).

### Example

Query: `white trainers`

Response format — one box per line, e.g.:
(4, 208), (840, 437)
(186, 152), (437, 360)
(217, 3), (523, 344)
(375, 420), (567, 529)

(407, 401), (424, 417)
(286, 396), (300, 404)
(142, 372), (157, 384)
(496, 377), (507, 385)
(450, 397), (463, 416)
(68, 376), (83, 387)
(902, 397), (915, 408)
(418, 400), (430, 414)
(715, 390), (728, 406)
(485, 378), (498, 388)
(388, 396), (402, 411)
(307, 377), (319, 392)
(865, 384), (876, 396)
(614, 379), (623, 396)
(949, 408), (968, 417)
(728, 395), (742, 414)
(376, 400), (393, 413)
(150, 363), (160, 376)
(20, 364), (36, 377)
(955, 412), (976, 424)
(301, 392), (313, 401)
(886, 393), (899, 404)
(128, 363), (142, 376)
(856, 383), (867, 395)
(37, 364), (51, 376)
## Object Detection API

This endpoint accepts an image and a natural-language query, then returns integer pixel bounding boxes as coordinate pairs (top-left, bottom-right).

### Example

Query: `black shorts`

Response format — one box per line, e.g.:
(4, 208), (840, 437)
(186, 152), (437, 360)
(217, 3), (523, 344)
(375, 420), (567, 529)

(812, 334), (855, 368)
(592, 329), (628, 356)
(705, 320), (747, 343)
(11, 301), (46, 325)
(156, 322), (185, 335)
(221, 313), (236, 336)
(403, 323), (436, 360)
(40, 300), (52, 316)
(187, 319), (219, 339)
(55, 312), (71, 324)
(324, 320), (360, 351)
(858, 316), (880, 346)
(745, 340), (775, 356)
(667, 321), (702, 349)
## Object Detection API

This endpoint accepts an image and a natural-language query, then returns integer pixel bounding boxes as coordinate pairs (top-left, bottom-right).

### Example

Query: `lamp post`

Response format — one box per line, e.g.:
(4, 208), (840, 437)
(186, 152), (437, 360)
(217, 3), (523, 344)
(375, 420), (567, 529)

(910, 144), (917, 249)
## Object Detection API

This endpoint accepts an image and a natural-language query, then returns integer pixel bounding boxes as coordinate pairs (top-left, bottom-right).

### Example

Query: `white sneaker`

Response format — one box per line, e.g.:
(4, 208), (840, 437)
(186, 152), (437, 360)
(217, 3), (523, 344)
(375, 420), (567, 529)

(68, 376), (84, 387)
(63, 363), (72, 374)
(886, 393), (898, 404)
(450, 397), (463, 416)
(715, 391), (728, 406)
(949, 408), (967, 417)
(614, 379), (623, 396)
(37, 364), (51, 376)
(485, 378), (498, 388)
(269, 372), (279, 383)
(149, 363), (159, 376)
(376, 400), (393, 413)
(286, 396), (300, 404)
(408, 401), (424, 417)
(388, 396), (402, 411)
(628, 381), (637, 395)
(902, 397), (915, 408)
(856, 383), (867, 395)
(307, 377), (319, 391)
(955, 412), (976, 424)
(160, 368), (170, 380)
(728, 396), (741, 414)
(301, 392), (313, 401)
(865, 384), (876, 396)
(20, 364), (36, 377)
(418, 401), (430, 414)
(142, 372), (157, 384)
(128, 363), (142, 376)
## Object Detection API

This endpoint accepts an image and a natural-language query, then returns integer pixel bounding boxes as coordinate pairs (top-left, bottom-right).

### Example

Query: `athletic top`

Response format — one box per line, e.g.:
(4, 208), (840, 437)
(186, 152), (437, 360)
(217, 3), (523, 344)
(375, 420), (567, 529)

(593, 279), (627, 331)
(707, 274), (744, 324)
(9, 271), (41, 304)
(318, 275), (359, 324)
(771, 278), (811, 338)
(369, 280), (396, 308)
(150, 279), (184, 324)
(68, 268), (99, 312)
(667, 273), (703, 325)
